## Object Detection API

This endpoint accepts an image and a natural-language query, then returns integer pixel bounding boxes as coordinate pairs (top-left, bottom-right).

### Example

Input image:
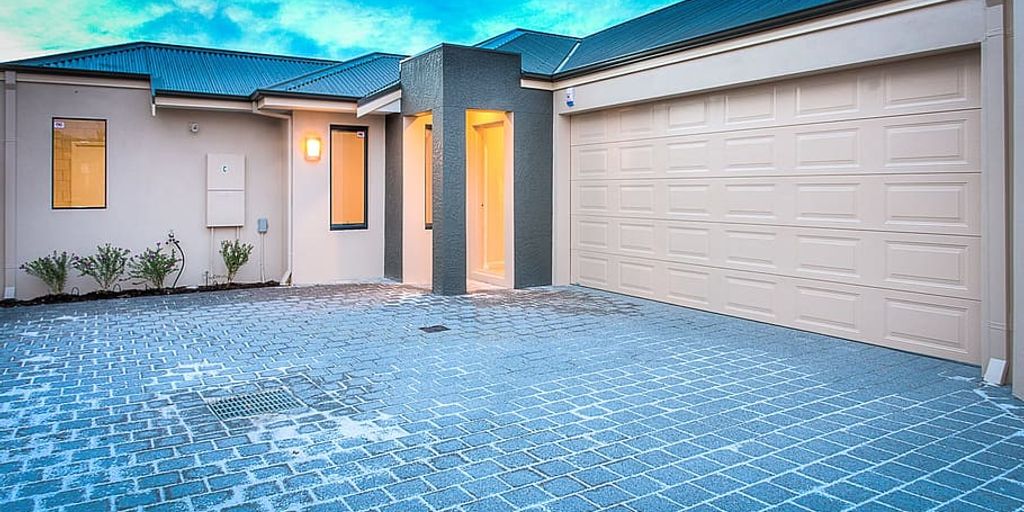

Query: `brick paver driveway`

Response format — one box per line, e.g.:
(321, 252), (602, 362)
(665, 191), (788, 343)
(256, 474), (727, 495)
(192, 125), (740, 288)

(1, 284), (1022, 512)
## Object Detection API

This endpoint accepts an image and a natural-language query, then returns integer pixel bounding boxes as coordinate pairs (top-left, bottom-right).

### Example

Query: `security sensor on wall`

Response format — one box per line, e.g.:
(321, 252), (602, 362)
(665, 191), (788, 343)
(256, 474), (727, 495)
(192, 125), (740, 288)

(189, 122), (200, 134)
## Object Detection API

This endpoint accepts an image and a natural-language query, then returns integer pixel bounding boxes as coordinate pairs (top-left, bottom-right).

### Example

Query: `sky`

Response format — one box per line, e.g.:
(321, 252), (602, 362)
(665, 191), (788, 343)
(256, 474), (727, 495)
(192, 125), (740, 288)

(0, 0), (676, 62)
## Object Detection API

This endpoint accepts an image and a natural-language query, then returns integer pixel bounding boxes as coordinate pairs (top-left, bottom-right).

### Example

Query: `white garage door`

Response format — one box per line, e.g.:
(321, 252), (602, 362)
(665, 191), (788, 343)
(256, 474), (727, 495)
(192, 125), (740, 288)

(570, 51), (981, 363)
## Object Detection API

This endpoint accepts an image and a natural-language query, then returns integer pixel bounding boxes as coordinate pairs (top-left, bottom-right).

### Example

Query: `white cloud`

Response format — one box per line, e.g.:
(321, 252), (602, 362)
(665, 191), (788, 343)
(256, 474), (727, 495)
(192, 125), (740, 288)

(0, 0), (172, 60)
(469, 0), (661, 42)
(274, 0), (444, 55)
(0, 30), (42, 61)
(172, 0), (217, 18)
(0, 0), (672, 63)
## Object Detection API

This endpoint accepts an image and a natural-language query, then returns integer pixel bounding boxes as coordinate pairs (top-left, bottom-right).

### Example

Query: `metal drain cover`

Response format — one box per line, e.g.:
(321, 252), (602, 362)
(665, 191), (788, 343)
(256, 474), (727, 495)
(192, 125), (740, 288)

(207, 388), (304, 420)
(419, 325), (450, 333)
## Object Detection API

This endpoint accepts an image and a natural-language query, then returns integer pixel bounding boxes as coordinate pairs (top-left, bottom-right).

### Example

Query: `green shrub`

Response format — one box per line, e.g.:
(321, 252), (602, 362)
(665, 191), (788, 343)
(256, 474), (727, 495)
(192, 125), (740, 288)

(128, 244), (179, 289)
(21, 251), (73, 295)
(220, 239), (254, 284)
(73, 244), (130, 291)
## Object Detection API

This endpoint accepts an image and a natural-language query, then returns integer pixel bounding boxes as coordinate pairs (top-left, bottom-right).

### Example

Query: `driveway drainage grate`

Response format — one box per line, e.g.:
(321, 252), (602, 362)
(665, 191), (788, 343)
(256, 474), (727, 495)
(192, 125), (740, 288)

(206, 388), (304, 420)
(419, 325), (450, 333)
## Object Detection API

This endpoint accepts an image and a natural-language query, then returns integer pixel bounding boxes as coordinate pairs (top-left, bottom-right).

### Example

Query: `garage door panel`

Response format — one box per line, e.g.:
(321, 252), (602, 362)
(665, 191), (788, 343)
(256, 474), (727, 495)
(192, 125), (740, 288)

(795, 128), (860, 170)
(794, 285), (862, 334)
(572, 215), (979, 299)
(883, 297), (977, 359)
(724, 85), (778, 125)
(570, 51), (981, 364)
(573, 173), (980, 236)
(571, 110), (979, 180)
(570, 52), (979, 146)
(571, 250), (979, 362)
(881, 54), (976, 109)
(883, 117), (972, 167)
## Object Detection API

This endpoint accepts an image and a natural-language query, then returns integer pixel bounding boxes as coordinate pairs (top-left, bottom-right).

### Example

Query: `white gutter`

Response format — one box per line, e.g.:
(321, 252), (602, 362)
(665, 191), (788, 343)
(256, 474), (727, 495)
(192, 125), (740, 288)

(251, 104), (294, 285)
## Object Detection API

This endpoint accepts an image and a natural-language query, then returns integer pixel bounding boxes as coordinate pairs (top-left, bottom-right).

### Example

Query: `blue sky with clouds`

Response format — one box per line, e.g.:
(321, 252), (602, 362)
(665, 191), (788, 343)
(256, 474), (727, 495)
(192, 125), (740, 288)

(0, 0), (675, 61)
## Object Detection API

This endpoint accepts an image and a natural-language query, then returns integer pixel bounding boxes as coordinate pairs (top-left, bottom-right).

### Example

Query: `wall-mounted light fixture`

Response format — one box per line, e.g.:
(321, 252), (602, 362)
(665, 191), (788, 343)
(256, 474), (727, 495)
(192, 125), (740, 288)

(304, 136), (322, 162)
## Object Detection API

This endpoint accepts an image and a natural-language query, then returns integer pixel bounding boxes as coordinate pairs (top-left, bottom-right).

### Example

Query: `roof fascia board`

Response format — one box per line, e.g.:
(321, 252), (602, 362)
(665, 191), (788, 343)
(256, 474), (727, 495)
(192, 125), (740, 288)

(153, 95), (253, 112)
(0, 65), (149, 81)
(521, 78), (554, 91)
(257, 96), (357, 113)
(356, 88), (402, 117)
(552, 0), (952, 90)
(15, 72), (149, 90)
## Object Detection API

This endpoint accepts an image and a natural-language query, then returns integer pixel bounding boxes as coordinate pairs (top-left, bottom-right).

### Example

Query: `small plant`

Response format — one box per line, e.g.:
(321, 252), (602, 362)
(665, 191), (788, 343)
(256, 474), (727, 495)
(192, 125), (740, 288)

(73, 244), (130, 291)
(220, 239), (254, 284)
(127, 243), (179, 290)
(21, 251), (74, 295)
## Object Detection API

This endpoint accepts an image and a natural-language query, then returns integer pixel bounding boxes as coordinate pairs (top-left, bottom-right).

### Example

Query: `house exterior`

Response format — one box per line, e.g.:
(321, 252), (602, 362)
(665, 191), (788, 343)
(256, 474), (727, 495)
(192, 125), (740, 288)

(2, 0), (1022, 397)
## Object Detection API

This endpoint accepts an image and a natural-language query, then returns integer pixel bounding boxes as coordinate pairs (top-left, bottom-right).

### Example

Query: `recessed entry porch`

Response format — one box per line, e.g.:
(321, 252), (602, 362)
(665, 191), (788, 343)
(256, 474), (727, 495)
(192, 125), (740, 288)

(388, 43), (553, 296)
(401, 109), (514, 292)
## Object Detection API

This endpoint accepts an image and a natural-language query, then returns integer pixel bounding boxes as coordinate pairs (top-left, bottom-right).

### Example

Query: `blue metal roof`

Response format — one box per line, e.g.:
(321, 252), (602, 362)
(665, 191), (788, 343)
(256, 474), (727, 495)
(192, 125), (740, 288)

(476, 29), (580, 76)
(145, 45), (339, 97)
(559, 0), (856, 73)
(4, 42), (358, 98)
(4, 0), (881, 95)
(261, 53), (403, 99)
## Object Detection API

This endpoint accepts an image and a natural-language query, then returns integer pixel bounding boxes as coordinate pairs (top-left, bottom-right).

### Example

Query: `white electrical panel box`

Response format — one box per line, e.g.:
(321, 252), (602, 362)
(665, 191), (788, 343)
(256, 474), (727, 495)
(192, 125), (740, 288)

(206, 153), (245, 227)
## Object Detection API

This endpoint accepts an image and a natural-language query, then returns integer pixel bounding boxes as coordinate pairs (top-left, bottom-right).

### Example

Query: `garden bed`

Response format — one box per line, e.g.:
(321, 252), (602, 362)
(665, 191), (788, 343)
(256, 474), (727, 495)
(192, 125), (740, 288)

(0, 281), (280, 308)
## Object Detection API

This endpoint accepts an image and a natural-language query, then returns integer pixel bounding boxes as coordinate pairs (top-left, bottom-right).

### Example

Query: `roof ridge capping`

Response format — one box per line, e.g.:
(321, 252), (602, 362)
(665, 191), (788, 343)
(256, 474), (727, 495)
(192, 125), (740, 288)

(4, 40), (342, 68)
(476, 27), (579, 49)
(139, 41), (340, 64)
(4, 41), (149, 66)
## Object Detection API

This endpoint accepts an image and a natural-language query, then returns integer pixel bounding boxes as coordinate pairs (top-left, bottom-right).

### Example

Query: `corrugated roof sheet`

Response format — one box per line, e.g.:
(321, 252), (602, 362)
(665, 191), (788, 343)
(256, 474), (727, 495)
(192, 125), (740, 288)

(5, 42), (352, 98)
(6, 0), (878, 94)
(145, 45), (337, 97)
(560, 0), (847, 73)
(6, 42), (154, 75)
(262, 53), (403, 98)
(476, 29), (579, 76)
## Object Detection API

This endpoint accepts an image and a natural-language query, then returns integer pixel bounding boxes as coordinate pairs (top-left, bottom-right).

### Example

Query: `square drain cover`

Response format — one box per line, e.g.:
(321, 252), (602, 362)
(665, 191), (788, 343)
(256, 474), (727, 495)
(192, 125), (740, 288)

(420, 325), (450, 333)
(207, 388), (304, 420)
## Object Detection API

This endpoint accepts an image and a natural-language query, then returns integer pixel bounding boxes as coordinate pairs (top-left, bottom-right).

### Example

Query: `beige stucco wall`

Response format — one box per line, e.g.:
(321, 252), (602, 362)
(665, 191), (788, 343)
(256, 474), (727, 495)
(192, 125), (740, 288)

(12, 81), (286, 298)
(401, 115), (432, 287)
(291, 110), (385, 284)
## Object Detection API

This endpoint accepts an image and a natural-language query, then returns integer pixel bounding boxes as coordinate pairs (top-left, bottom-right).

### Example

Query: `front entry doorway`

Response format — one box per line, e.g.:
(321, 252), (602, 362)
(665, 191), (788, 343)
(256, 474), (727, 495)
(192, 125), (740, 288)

(466, 110), (513, 288)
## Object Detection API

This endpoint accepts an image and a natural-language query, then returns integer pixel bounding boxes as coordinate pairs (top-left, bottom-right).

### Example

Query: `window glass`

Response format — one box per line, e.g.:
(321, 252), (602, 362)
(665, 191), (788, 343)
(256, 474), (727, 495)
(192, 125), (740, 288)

(330, 127), (367, 229)
(425, 124), (433, 229)
(53, 118), (106, 208)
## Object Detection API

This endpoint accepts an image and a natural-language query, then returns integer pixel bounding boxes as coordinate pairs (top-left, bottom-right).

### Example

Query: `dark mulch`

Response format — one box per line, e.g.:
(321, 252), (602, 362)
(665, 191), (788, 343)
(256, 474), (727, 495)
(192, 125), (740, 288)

(0, 281), (280, 308)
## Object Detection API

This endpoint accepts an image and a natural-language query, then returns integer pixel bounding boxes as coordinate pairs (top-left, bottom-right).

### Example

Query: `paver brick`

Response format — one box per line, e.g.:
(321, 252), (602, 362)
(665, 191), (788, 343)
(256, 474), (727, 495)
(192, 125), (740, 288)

(0, 283), (1021, 512)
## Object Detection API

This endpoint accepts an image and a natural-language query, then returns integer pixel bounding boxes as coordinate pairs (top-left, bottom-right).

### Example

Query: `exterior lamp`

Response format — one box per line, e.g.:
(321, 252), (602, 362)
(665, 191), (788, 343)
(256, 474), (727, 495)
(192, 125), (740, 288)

(304, 136), (322, 162)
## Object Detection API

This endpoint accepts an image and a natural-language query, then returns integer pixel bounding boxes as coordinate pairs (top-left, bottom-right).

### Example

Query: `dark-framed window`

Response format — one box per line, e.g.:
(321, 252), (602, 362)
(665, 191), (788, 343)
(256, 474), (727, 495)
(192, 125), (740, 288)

(424, 124), (433, 230)
(329, 125), (368, 230)
(52, 117), (107, 209)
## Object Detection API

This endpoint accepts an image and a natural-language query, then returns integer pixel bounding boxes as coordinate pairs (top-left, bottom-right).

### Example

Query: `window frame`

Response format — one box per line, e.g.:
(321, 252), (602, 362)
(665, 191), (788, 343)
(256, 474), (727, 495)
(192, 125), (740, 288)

(328, 124), (370, 231)
(51, 116), (108, 210)
(424, 123), (433, 230)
